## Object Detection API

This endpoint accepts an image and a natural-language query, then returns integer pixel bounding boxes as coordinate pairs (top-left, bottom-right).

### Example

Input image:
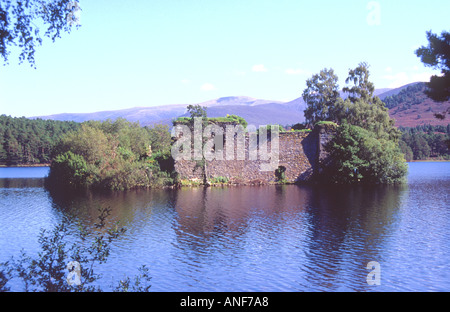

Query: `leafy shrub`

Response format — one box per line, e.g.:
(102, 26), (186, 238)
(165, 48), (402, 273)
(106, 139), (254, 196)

(47, 119), (175, 191)
(0, 207), (152, 292)
(324, 122), (408, 184)
(210, 176), (229, 184)
(275, 166), (287, 182)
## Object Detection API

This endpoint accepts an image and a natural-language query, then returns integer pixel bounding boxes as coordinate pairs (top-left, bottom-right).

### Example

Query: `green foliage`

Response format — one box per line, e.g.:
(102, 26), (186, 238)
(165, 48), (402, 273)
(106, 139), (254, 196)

(173, 108), (249, 186)
(342, 62), (375, 103)
(48, 119), (174, 190)
(257, 124), (284, 135)
(187, 104), (207, 119)
(324, 122), (408, 184)
(288, 129), (312, 133)
(398, 140), (414, 161)
(301, 63), (408, 184)
(173, 114), (248, 129)
(0, 262), (11, 292)
(415, 30), (450, 102)
(0, 115), (80, 166)
(0, 207), (152, 292)
(0, 0), (79, 67)
(335, 96), (401, 141)
(336, 63), (401, 141)
(302, 68), (340, 126)
(275, 166), (287, 183)
(302, 63), (400, 141)
(209, 176), (229, 184)
(225, 114), (248, 129)
(49, 151), (89, 187)
(315, 121), (338, 127)
(399, 125), (450, 160)
(290, 123), (308, 130)
(382, 82), (428, 109)
(111, 265), (152, 292)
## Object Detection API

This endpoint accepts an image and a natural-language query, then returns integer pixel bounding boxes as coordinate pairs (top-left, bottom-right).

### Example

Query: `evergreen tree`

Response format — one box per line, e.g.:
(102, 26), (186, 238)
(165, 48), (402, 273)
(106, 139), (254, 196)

(337, 62), (401, 141)
(415, 30), (450, 103)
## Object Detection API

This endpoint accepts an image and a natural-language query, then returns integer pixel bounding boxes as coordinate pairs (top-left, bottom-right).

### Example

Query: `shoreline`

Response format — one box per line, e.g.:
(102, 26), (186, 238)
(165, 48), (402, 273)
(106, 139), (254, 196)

(1, 159), (449, 168)
(0, 164), (50, 168)
(407, 160), (450, 162)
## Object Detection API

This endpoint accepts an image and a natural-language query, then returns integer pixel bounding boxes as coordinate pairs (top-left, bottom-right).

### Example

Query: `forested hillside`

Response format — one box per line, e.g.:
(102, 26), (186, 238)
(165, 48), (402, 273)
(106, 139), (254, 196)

(0, 115), (80, 166)
(383, 82), (450, 127)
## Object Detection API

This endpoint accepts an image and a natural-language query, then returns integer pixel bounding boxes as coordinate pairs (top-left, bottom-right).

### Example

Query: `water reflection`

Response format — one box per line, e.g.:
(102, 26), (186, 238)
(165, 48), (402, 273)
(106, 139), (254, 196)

(172, 186), (310, 247)
(169, 184), (407, 291)
(47, 186), (177, 231)
(302, 184), (407, 291)
(3, 163), (450, 291)
(44, 183), (408, 291)
(0, 178), (45, 188)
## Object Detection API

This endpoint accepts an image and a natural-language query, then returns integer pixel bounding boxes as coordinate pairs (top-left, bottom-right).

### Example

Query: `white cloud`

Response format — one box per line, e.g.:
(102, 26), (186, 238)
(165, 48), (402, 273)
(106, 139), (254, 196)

(200, 83), (216, 91)
(252, 64), (267, 72)
(385, 66), (392, 72)
(383, 71), (432, 88)
(411, 72), (433, 82)
(181, 79), (191, 84)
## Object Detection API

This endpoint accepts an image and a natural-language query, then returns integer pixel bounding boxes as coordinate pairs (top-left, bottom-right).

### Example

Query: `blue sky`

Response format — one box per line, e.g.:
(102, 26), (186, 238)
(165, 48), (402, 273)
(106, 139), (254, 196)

(1, 0), (449, 117)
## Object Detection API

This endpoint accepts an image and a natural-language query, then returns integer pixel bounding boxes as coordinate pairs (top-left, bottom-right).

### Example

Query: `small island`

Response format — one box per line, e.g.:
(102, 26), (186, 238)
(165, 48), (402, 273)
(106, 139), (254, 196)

(43, 63), (408, 190)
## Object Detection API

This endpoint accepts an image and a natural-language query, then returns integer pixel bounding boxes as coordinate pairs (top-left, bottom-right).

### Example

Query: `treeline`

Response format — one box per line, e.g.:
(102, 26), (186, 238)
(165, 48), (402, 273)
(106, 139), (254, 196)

(382, 82), (428, 110)
(398, 124), (450, 161)
(0, 115), (80, 166)
(47, 118), (175, 190)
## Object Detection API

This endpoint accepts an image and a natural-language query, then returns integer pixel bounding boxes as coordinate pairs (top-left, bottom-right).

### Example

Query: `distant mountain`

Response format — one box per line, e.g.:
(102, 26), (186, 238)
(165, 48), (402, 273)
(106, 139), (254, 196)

(33, 82), (448, 128)
(376, 83), (419, 100)
(33, 104), (188, 126)
(33, 96), (306, 127)
(382, 82), (450, 127)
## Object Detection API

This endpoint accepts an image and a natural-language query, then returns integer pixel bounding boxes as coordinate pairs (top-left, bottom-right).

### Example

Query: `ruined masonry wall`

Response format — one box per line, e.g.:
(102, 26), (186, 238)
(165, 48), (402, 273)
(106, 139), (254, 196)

(173, 124), (335, 183)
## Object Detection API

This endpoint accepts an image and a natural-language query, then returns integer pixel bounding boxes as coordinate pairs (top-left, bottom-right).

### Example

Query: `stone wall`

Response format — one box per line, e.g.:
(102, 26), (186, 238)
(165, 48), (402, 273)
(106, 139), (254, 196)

(172, 122), (335, 184)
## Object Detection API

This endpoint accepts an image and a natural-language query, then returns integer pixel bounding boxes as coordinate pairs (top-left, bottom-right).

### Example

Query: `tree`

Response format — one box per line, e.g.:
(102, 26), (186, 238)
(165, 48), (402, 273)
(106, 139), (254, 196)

(415, 30), (450, 120)
(338, 62), (401, 141)
(0, 115), (80, 166)
(48, 119), (175, 190)
(343, 61), (375, 103)
(324, 122), (408, 184)
(0, 0), (80, 67)
(49, 151), (88, 188)
(186, 104), (207, 119)
(302, 68), (340, 126)
(398, 140), (414, 161)
(302, 63), (408, 184)
(410, 133), (431, 160)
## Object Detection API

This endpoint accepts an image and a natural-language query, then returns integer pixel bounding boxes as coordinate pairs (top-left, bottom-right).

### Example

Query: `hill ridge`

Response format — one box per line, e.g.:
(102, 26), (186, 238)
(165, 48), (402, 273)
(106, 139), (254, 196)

(32, 82), (449, 128)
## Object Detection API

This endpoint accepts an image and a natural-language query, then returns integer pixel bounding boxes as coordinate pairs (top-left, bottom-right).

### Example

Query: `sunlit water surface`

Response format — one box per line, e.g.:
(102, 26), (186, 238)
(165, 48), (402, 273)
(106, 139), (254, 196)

(0, 162), (449, 291)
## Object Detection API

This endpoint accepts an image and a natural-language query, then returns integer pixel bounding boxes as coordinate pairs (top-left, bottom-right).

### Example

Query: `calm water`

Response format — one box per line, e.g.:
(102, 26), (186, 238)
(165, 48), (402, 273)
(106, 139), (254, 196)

(0, 163), (449, 292)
